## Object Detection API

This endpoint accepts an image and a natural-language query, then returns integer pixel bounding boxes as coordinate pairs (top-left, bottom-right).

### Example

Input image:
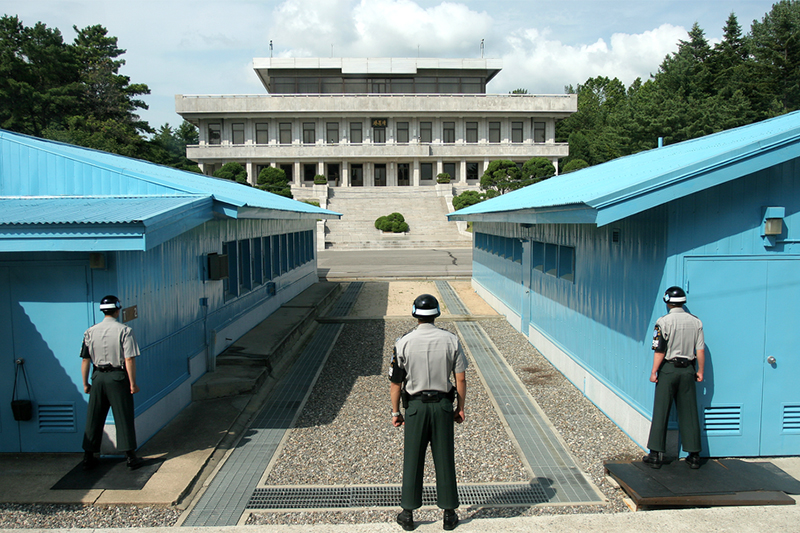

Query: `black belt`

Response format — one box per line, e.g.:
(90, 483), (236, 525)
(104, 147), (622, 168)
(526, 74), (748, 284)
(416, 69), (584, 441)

(94, 365), (123, 372)
(409, 390), (454, 403)
(665, 358), (693, 368)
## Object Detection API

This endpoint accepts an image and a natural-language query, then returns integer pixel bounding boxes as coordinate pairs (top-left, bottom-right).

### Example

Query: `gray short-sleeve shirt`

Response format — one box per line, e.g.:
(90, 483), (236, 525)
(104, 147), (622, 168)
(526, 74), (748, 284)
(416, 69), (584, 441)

(391, 323), (467, 395)
(654, 307), (704, 360)
(82, 316), (140, 367)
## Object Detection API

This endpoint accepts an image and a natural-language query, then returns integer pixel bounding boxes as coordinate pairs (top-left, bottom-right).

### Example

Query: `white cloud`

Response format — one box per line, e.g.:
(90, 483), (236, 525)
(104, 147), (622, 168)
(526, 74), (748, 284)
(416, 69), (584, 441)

(494, 23), (688, 94)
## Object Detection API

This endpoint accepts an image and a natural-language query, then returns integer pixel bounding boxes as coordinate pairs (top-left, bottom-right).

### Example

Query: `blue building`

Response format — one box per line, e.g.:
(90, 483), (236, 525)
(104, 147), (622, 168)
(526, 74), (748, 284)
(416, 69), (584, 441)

(449, 111), (800, 457)
(0, 130), (340, 453)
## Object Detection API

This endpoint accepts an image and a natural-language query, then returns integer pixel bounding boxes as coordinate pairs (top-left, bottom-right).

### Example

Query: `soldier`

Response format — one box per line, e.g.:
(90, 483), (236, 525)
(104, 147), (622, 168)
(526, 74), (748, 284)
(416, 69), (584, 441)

(643, 286), (705, 469)
(389, 294), (467, 531)
(81, 295), (144, 470)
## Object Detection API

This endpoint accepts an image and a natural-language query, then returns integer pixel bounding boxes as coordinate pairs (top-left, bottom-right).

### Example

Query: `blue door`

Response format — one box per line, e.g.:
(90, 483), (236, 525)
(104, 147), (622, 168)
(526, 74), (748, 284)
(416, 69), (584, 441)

(686, 258), (800, 457)
(1, 264), (93, 452)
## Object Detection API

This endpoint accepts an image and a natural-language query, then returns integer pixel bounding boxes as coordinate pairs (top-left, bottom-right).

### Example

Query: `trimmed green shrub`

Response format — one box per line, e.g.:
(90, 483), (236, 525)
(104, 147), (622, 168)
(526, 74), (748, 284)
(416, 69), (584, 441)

(436, 172), (451, 183)
(375, 212), (409, 233)
(313, 174), (327, 185)
(562, 158), (590, 173)
(453, 190), (486, 211)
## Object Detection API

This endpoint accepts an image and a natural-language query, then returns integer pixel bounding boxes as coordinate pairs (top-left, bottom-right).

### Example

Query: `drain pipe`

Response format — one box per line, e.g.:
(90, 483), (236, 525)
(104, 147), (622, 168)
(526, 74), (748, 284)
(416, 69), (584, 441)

(658, 137), (664, 148)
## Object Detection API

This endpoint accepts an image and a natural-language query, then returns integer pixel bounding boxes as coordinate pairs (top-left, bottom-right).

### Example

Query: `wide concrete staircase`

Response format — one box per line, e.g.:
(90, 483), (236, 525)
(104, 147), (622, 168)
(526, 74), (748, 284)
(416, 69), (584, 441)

(322, 186), (473, 249)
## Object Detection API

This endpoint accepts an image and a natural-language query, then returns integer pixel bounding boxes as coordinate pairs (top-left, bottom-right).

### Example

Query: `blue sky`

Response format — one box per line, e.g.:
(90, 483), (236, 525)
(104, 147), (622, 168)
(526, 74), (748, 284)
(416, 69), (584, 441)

(1, 0), (778, 130)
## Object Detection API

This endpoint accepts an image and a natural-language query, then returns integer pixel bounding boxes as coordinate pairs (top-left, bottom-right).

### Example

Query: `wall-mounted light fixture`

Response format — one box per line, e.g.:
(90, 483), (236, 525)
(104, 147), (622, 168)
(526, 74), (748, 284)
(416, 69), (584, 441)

(762, 206), (785, 247)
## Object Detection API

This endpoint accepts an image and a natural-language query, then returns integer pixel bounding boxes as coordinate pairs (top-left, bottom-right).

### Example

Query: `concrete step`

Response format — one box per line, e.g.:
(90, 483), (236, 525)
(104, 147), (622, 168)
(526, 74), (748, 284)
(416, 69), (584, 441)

(192, 282), (342, 401)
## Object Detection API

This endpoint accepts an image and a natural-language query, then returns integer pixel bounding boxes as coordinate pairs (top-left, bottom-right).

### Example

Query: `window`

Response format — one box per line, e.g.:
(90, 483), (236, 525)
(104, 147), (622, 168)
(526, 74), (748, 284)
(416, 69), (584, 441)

(256, 123), (269, 144)
(558, 246), (575, 282)
(370, 78), (387, 93)
(489, 122), (501, 143)
(439, 77), (459, 93)
(327, 163), (340, 183)
(303, 122), (316, 144)
(350, 122), (363, 144)
(208, 123), (221, 145)
(374, 164), (387, 186)
(466, 122), (478, 143)
(271, 235), (281, 276)
(263, 236), (272, 281)
(279, 123), (292, 144)
(392, 79), (413, 93)
(297, 77), (319, 93)
(321, 77), (343, 93)
(545, 243), (558, 276)
(396, 122), (409, 143)
(420, 163), (433, 180)
(232, 123), (244, 145)
(253, 237), (263, 286)
(444, 162), (456, 180)
(373, 127), (386, 143)
(280, 164), (293, 182)
(344, 78), (367, 93)
(223, 241), (238, 300)
(398, 163), (410, 185)
(532, 241), (544, 271)
(443, 122), (455, 143)
(534, 121), (546, 143)
(415, 77), (436, 93)
(350, 164), (363, 186)
(512, 121), (523, 143)
(461, 77), (482, 93)
(420, 122), (432, 143)
(304, 163), (316, 181)
(280, 234), (289, 273)
(466, 162), (479, 181)
(239, 240), (251, 293)
(326, 122), (339, 144)
(272, 77), (295, 93)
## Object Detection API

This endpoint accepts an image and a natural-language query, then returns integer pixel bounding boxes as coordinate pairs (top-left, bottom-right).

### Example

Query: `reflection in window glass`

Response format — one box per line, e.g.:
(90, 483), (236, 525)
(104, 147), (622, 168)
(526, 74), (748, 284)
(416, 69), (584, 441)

(545, 243), (558, 275)
(443, 122), (455, 143)
(466, 122), (478, 143)
(326, 122), (339, 144)
(303, 122), (316, 144)
(534, 121), (546, 143)
(558, 246), (575, 282)
(512, 121), (523, 143)
(208, 123), (221, 145)
(256, 123), (269, 144)
(396, 122), (409, 143)
(279, 123), (292, 144)
(489, 122), (501, 143)
(350, 122), (362, 143)
(420, 163), (433, 180)
(232, 123), (244, 145)
(420, 122), (432, 143)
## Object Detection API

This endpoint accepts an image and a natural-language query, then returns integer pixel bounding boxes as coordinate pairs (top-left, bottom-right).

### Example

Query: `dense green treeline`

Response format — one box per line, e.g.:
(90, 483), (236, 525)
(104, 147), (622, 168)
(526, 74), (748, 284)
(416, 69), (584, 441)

(558, 2), (800, 167)
(0, 15), (198, 171)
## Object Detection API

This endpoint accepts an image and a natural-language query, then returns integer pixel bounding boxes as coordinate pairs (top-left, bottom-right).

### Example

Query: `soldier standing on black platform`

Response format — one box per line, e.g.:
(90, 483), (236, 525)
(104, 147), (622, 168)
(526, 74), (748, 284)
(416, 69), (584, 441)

(643, 286), (705, 470)
(389, 294), (467, 531)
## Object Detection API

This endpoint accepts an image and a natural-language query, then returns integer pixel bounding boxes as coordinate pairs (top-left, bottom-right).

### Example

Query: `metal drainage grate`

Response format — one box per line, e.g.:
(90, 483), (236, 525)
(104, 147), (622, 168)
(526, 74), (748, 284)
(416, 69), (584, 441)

(435, 280), (470, 315)
(328, 281), (364, 317)
(248, 483), (553, 510)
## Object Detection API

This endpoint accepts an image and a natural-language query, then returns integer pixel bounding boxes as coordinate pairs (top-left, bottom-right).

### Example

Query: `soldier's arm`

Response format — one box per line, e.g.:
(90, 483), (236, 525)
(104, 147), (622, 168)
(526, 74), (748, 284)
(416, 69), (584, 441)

(454, 372), (466, 423)
(695, 348), (705, 382)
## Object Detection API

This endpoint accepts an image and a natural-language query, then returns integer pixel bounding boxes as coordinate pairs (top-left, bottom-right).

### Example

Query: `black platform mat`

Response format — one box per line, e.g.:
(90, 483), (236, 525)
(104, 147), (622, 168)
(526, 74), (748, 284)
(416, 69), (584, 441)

(51, 457), (163, 491)
(605, 459), (800, 508)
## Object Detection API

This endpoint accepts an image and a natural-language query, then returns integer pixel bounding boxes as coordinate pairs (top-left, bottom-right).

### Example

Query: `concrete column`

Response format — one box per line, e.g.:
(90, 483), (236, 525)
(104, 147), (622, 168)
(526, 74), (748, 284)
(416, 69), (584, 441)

(388, 162), (396, 186)
(342, 160), (350, 187)
(459, 159), (467, 183)
(318, 161), (324, 176)
(246, 161), (256, 186)
(293, 161), (301, 187)
(412, 160), (420, 187)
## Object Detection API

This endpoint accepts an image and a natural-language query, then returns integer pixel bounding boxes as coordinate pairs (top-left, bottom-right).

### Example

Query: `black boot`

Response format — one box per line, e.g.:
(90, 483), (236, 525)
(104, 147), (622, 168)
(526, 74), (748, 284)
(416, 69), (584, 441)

(642, 450), (664, 469)
(396, 509), (414, 531)
(686, 452), (701, 469)
(126, 451), (144, 470)
(443, 509), (459, 530)
(82, 452), (99, 471)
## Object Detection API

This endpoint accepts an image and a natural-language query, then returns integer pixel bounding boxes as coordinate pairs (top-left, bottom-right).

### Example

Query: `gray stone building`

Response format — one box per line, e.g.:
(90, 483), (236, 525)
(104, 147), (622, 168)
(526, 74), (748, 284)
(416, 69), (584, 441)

(175, 58), (576, 192)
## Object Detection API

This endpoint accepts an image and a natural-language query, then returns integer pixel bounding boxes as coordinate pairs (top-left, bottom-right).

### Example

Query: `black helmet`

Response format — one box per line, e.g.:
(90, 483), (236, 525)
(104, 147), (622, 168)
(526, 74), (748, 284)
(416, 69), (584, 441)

(100, 295), (122, 313)
(663, 286), (686, 305)
(412, 294), (440, 319)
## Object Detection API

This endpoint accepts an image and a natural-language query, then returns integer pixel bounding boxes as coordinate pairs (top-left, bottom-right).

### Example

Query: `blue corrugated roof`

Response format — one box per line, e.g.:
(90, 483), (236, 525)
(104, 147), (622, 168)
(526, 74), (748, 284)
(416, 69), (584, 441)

(0, 129), (341, 219)
(0, 197), (206, 225)
(449, 111), (800, 226)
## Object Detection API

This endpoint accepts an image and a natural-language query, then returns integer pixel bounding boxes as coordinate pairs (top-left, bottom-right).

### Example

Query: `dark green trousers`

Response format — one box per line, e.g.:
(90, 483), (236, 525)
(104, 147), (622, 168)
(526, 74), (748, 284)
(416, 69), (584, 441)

(83, 369), (137, 453)
(401, 397), (459, 510)
(647, 363), (701, 453)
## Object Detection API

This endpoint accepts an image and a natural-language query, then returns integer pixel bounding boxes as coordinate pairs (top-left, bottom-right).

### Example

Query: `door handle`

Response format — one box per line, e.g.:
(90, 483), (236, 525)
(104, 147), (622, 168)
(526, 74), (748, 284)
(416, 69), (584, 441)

(767, 356), (776, 365)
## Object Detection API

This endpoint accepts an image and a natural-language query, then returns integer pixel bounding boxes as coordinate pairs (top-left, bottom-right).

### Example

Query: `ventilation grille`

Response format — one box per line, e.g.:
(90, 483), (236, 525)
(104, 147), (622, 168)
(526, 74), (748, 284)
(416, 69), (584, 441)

(38, 403), (76, 433)
(703, 405), (741, 434)
(783, 405), (800, 432)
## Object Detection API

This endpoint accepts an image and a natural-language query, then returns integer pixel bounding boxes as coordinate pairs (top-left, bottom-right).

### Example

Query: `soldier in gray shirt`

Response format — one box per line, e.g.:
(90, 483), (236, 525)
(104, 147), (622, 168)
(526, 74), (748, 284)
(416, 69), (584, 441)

(643, 286), (705, 470)
(389, 294), (467, 531)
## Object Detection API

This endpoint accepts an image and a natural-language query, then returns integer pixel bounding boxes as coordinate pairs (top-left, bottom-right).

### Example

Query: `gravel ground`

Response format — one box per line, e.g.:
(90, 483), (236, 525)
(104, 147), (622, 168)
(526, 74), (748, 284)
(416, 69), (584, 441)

(0, 308), (641, 529)
(248, 318), (641, 526)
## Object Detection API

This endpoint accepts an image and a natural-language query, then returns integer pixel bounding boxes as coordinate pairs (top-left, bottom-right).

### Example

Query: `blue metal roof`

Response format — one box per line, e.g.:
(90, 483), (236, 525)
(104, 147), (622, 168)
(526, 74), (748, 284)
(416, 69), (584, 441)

(0, 130), (341, 252)
(449, 111), (800, 226)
